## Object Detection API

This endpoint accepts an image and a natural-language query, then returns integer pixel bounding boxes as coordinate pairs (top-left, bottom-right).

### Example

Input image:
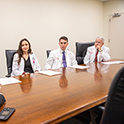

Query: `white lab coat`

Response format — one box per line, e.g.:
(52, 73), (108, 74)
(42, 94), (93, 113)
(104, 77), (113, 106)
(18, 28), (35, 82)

(44, 48), (77, 70)
(11, 53), (41, 76)
(84, 45), (111, 64)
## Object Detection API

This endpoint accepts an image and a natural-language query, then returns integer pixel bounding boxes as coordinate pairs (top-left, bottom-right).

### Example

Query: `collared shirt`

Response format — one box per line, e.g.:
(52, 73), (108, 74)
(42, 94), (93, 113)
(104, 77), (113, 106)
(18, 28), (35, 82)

(84, 45), (111, 64)
(44, 48), (77, 70)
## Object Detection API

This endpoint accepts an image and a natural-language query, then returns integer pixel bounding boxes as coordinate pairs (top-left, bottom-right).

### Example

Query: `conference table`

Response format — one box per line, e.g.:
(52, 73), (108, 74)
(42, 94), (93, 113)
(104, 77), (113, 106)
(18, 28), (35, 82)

(0, 60), (124, 124)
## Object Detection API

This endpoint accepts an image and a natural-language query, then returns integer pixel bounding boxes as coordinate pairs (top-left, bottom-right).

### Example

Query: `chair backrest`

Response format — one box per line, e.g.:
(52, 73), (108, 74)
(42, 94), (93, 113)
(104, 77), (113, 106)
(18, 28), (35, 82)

(100, 66), (124, 124)
(5, 50), (17, 77)
(46, 50), (51, 58)
(75, 42), (94, 64)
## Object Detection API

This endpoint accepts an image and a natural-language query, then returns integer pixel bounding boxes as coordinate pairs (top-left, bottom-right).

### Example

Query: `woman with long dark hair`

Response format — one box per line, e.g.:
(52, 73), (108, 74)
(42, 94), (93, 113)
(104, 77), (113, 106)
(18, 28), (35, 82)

(11, 38), (41, 76)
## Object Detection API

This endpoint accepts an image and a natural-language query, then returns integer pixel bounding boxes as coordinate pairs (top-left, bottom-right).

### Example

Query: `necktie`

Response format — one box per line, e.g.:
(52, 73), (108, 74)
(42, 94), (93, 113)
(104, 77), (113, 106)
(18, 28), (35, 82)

(95, 49), (99, 62)
(62, 51), (67, 67)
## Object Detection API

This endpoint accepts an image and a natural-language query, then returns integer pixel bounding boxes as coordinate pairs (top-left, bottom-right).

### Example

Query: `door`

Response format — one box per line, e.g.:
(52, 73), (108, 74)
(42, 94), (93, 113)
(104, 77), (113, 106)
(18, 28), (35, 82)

(108, 13), (124, 59)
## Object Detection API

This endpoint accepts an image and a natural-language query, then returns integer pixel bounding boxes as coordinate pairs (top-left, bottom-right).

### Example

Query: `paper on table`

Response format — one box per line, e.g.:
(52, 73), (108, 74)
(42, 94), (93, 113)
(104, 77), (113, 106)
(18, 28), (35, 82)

(101, 61), (124, 65)
(0, 77), (21, 85)
(69, 65), (89, 69)
(39, 70), (62, 76)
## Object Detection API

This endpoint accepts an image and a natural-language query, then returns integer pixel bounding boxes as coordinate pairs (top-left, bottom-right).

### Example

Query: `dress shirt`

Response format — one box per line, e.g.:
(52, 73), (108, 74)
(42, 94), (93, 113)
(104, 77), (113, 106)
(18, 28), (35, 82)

(11, 53), (41, 76)
(44, 48), (77, 70)
(84, 45), (111, 64)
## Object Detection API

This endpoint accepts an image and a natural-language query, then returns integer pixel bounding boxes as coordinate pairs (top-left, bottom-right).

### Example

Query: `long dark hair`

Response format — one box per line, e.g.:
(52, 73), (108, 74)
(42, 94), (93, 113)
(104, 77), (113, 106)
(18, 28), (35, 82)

(17, 38), (32, 65)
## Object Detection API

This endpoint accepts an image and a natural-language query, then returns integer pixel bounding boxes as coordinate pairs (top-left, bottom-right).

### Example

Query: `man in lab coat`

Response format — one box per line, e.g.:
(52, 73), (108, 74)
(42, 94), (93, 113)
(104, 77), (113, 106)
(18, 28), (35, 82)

(84, 36), (111, 64)
(44, 36), (77, 70)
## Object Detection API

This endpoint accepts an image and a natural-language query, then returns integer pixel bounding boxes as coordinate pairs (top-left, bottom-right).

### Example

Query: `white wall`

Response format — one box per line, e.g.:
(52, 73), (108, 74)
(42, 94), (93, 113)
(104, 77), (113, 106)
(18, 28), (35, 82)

(103, 0), (124, 46)
(0, 0), (104, 77)
(1, 0), (124, 77)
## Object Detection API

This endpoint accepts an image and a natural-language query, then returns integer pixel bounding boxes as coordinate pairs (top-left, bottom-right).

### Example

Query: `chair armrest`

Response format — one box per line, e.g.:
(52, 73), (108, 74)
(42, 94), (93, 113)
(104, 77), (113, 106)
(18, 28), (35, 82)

(98, 106), (105, 112)
(5, 74), (11, 77)
(76, 57), (84, 65)
(95, 106), (105, 124)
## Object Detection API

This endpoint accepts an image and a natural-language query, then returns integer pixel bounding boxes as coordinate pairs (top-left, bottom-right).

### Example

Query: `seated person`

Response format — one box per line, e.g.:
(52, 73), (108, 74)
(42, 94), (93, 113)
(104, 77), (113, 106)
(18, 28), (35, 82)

(84, 36), (111, 64)
(0, 86), (6, 107)
(44, 36), (77, 70)
(11, 38), (41, 76)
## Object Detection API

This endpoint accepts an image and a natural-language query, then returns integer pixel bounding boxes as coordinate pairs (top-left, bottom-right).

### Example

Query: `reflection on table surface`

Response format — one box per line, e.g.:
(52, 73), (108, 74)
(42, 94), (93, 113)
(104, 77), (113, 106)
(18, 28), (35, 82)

(1, 61), (124, 124)
(86, 62), (110, 83)
(19, 75), (32, 93)
(86, 62), (110, 74)
(59, 68), (68, 88)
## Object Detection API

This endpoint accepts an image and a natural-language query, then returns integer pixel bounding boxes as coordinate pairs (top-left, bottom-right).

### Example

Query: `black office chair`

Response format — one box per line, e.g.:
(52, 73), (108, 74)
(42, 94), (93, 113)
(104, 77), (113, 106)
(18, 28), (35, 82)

(46, 50), (51, 58)
(5, 50), (17, 77)
(96, 66), (124, 124)
(75, 42), (94, 65)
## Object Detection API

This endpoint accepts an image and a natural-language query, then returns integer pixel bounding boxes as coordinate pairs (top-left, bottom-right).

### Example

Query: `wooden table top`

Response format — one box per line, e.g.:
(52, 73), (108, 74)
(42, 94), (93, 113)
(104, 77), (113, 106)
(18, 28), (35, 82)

(0, 61), (124, 124)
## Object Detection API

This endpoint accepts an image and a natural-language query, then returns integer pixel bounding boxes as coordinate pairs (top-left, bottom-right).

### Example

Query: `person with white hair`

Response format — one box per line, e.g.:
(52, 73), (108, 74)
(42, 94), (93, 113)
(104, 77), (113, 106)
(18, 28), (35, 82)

(84, 36), (111, 64)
